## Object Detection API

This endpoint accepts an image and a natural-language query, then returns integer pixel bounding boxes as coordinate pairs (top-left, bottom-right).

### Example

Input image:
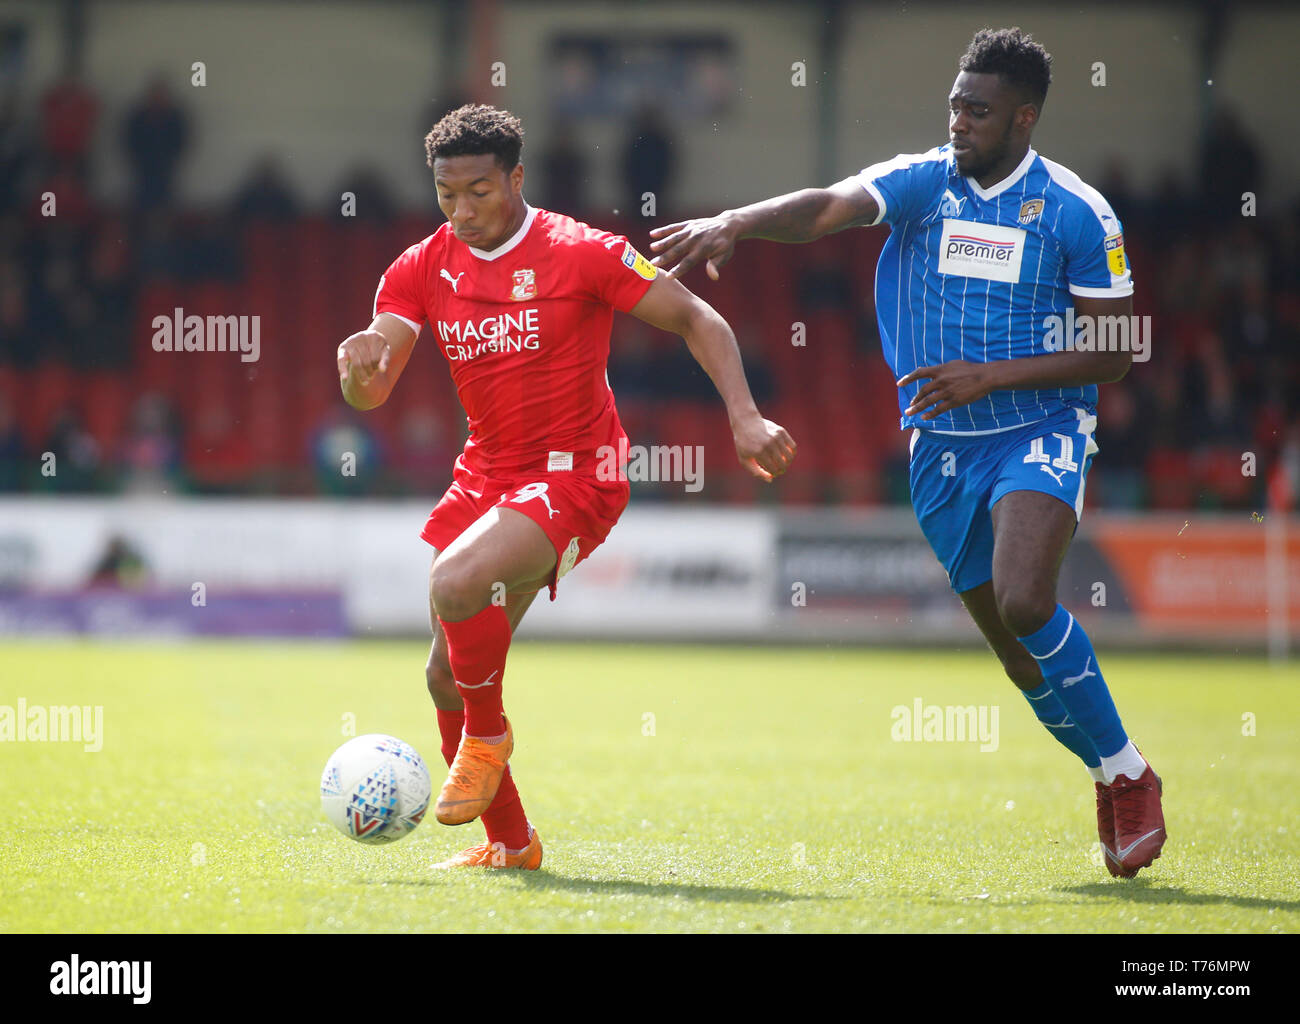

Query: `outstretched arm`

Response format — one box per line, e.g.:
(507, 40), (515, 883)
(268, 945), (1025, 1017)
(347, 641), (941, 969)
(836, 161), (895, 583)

(648, 176), (879, 280)
(628, 274), (796, 482)
(337, 313), (418, 410)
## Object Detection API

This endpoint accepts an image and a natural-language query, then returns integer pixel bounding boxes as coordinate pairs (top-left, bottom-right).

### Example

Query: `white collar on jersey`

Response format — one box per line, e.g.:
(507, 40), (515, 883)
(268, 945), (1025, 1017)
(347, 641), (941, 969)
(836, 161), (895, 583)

(964, 147), (1037, 201)
(465, 203), (538, 261)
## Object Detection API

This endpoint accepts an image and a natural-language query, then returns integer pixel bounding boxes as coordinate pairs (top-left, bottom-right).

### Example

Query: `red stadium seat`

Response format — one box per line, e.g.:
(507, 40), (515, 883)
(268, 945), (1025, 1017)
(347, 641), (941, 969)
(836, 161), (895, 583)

(1196, 446), (1256, 506)
(1145, 449), (1195, 509)
(80, 371), (131, 450)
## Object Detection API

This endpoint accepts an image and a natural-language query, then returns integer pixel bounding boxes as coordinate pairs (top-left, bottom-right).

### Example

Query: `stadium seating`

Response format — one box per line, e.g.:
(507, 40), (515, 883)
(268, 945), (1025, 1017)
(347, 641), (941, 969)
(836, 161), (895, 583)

(2, 212), (1279, 510)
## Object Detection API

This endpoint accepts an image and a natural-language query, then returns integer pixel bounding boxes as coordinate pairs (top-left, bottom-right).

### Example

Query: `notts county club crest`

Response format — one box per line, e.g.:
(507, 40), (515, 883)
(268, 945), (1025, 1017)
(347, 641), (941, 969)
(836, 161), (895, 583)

(510, 268), (536, 301)
(1018, 199), (1044, 224)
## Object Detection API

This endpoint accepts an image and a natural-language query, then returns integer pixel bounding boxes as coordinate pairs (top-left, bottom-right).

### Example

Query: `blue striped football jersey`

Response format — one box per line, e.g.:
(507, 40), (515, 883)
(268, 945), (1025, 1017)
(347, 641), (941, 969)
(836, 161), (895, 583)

(857, 144), (1133, 432)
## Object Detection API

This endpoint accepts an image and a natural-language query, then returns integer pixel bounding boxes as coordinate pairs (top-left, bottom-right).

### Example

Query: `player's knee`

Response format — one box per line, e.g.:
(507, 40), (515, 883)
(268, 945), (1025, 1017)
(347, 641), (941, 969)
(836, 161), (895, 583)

(429, 558), (489, 622)
(994, 582), (1055, 639)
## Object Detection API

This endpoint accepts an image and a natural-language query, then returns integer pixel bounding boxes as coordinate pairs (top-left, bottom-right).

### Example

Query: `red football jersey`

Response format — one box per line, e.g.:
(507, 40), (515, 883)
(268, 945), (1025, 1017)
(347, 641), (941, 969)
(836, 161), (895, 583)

(373, 205), (658, 477)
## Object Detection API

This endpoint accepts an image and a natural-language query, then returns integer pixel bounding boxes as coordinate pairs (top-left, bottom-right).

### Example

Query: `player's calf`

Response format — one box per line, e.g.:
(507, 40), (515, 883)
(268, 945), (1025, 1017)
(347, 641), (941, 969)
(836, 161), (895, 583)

(988, 641), (1043, 692)
(425, 648), (461, 709)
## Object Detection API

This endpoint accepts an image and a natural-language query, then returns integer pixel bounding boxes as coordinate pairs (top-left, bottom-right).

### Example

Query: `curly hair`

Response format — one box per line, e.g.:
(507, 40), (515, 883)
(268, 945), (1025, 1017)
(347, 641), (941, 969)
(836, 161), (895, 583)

(424, 104), (525, 171)
(959, 27), (1052, 110)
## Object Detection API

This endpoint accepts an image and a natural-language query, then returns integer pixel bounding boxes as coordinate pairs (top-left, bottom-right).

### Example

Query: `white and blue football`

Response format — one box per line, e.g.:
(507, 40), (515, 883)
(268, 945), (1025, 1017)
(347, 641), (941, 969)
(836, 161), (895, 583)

(320, 734), (432, 844)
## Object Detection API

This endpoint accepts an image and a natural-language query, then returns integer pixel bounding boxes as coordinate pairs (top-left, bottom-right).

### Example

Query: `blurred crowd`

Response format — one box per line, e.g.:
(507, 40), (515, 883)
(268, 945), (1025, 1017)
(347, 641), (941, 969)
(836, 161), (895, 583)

(1, 73), (1297, 510)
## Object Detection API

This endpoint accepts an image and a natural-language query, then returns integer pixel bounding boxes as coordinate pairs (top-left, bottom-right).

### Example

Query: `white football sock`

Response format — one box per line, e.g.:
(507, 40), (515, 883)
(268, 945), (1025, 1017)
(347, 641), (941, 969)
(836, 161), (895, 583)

(1100, 741), (1147, 785)
(1087, 765), (1106, 784)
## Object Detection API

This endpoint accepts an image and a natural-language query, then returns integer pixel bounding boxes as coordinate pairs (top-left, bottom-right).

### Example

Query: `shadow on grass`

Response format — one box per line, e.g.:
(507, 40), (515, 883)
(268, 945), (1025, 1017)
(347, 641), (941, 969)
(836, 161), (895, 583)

(1060, 881), (1300, 912)
(509, 870), (831, 904)
(363, 872), (829, 904)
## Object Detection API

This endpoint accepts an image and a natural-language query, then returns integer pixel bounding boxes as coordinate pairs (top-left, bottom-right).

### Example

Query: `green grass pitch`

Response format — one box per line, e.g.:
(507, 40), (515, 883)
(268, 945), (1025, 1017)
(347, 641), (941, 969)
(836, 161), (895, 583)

(2, 640), (1297, 933)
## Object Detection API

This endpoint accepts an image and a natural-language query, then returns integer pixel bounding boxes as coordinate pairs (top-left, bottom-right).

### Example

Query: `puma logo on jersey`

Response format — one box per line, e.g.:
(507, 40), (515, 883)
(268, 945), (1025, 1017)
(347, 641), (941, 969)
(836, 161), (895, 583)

(1040, 465), (1068, 486)
(1061, 658), (1097, 687)
(938, 189), (966, 218)
(441, 269), (466, 293)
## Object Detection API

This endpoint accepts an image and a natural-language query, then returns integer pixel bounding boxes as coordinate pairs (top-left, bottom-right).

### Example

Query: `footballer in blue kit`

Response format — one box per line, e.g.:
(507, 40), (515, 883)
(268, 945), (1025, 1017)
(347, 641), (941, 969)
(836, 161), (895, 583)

(651, 27), (1166, 877)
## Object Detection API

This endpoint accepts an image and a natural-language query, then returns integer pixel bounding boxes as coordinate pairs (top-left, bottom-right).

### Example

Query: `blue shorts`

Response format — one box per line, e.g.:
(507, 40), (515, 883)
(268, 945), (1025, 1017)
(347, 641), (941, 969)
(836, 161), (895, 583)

(908, 407), (1099, 594)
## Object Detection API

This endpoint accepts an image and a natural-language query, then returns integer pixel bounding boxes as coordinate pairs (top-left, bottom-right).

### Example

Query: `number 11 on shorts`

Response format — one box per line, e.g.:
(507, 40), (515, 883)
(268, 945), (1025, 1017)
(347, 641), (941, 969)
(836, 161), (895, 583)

(1024, 433), (1078, 473)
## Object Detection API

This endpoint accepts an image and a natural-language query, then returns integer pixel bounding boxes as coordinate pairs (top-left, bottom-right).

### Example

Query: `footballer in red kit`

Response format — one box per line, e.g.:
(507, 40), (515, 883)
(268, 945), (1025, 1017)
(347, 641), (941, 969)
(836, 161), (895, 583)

(337, 105), (796, 870)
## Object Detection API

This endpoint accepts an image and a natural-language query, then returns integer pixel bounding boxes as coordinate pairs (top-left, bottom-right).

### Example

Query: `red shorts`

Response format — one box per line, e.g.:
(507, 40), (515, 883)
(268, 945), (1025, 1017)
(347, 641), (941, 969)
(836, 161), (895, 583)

(420, 454), (630, 600)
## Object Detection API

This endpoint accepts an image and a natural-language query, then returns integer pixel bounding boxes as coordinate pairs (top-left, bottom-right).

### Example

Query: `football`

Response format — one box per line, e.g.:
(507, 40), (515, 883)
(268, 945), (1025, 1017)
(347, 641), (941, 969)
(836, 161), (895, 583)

(320, 734), (432, 844)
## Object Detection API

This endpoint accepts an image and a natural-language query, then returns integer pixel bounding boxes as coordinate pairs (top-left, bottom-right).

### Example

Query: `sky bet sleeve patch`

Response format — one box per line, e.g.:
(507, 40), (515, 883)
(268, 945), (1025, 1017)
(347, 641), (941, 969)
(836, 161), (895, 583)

(1104, 232), (1127, 277)
(622, 241), (658, 281)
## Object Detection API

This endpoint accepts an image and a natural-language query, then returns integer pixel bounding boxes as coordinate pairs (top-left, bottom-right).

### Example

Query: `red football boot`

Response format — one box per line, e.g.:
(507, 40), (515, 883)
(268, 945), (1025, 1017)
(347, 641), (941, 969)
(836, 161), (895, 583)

(1110, 764), (1166, 876)
(1094, 781), (1128, 878)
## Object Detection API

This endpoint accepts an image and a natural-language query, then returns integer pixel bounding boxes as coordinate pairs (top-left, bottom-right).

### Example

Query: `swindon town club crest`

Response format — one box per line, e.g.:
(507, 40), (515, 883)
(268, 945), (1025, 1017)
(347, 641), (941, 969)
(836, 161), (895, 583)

(510, 267), (536, 300)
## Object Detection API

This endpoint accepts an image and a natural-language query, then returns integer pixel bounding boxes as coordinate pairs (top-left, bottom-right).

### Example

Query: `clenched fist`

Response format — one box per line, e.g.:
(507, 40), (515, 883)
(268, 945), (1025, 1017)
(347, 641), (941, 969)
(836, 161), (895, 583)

(337, 329), (392, 387)
(732, 414), (797, 482)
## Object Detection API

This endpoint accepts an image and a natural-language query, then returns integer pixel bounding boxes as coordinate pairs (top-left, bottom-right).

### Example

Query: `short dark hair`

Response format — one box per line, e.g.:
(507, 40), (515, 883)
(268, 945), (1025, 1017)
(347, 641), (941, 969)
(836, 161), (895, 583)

(424, 104), (524, 171)
(959, 27), (1052, 110)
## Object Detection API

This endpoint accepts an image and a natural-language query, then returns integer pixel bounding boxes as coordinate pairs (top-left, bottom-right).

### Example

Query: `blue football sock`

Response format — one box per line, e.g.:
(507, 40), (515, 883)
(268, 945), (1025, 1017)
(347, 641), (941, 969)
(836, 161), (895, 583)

(1021, 682), (1101, 769)
(1017, 604), (1128, 759)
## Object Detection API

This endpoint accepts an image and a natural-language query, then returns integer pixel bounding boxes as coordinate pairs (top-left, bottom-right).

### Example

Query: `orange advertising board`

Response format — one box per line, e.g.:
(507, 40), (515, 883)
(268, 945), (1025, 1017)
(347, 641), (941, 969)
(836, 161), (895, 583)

(1086, 515), (1298, 635)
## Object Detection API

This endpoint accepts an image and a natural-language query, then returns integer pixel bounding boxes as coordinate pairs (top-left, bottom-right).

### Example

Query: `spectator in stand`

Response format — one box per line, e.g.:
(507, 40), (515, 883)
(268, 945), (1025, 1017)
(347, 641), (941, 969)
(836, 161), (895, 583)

(173, 211), (241, 281)
(606, 319), (661, 401)
(0, 92), (33, 214)
(39, 407), (102, 492)
(1095, 380), (1147, 508)
(1097, 157), (1138, 234)
(797, 245), (853, 313)
(310, 408), (381, 496)
(29, 158), (94, 225)
(334, 166), (397, 222)
(231, 155), (300, 222)
(1142, 165), (1196, 245)
(84, 219), (135, 368)
(26, 223), (86, 364)
(1199, 107), (1262, 225)
(537, 118), (588, 217)
(621, 103), (675, 218)
(135, 208), (181, 279)
(118, 392), (182, 494)
(40, 71), (97, 174)
(123, 75), (190, 210)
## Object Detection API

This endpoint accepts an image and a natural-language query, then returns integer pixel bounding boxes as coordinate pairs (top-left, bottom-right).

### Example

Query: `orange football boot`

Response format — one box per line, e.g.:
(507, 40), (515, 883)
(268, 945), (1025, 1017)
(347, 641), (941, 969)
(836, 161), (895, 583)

(434, 715), (513, 825)
(432, 829), (543, 870)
